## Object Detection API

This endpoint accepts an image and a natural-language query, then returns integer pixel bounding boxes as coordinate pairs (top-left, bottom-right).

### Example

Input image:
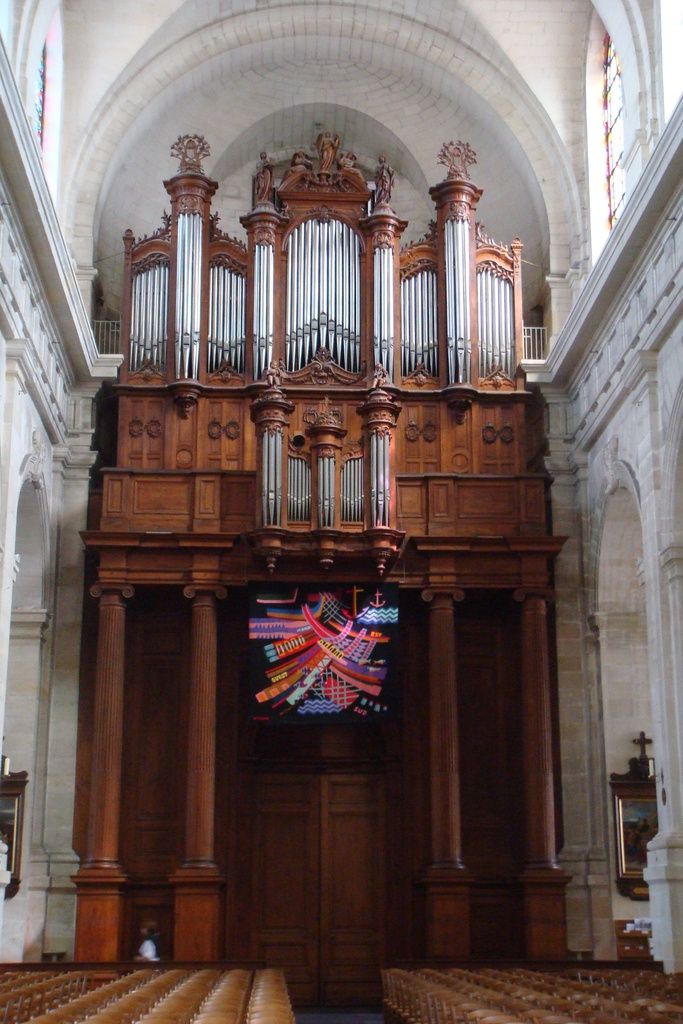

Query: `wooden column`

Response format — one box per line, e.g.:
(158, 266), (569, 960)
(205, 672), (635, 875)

(420, 588), (471, 957)
(172, 585), (226, 959)
(516, 588), (568, 959)
(74, 584), (132, 961)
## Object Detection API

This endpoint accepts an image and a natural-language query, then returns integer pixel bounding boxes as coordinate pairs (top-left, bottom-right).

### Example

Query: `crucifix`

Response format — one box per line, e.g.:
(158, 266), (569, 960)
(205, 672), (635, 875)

(633, 730), (653, 776)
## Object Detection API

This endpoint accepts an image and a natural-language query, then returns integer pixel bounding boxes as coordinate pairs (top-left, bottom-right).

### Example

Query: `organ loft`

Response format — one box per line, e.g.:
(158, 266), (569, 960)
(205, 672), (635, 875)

(76, 133), (567, 1001)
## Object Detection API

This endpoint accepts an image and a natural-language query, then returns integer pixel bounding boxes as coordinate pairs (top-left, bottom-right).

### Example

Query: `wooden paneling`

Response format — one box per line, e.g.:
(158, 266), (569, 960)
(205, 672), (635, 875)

(121, 592), (189, 880)
(249, 773), (385, 1006)
(252, 775), (320, 1004)
(320, 775), (384, 1005)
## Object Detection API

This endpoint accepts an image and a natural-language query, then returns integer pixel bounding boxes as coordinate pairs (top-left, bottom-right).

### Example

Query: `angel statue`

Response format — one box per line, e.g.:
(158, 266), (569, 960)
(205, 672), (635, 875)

(316, 131), (340, 173)
(254, 151), (275, 205)
(374, 155), (395, 206)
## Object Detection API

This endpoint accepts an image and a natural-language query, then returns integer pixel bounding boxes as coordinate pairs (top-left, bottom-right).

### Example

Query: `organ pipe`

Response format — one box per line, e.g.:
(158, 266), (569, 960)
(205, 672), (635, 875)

(261, 429), (283, 526)
(373, 246), (394, 378)
(285, 218), (361, 372)
(317, 455), (336, 529)
(369, 431), (391, 528)
(341, 457), (364, 522)
(444, 217), (471, 384)
(253, 243), (274, 378)
(287, 456), (311, 522)
(208, 262), (246, 372)
(130, 261), (169, 372)
(477, 269), (514, 378)
(175, 212), (203, 379)
(400, 268), (438, 377)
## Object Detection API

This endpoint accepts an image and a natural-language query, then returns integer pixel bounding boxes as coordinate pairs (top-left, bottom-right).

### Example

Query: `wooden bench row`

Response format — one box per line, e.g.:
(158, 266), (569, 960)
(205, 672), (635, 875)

(0, 968), (294, 1024)
(382, 966), (683, 1024)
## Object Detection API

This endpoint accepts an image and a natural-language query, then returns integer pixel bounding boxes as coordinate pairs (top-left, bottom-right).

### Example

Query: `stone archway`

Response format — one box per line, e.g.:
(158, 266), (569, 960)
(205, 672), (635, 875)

(1, 479), (50, 961)
(596, 484), (652, 924)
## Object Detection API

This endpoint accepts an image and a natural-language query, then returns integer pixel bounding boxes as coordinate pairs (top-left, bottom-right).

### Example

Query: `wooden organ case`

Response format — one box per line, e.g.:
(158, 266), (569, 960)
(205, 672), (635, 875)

(75, 135), (567, 995)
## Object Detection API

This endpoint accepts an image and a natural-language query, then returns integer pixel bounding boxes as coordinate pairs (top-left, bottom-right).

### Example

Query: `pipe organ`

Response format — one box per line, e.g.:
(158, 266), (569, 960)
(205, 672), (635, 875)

(78, 133), (568, 976)
(113, 134), (529, 572)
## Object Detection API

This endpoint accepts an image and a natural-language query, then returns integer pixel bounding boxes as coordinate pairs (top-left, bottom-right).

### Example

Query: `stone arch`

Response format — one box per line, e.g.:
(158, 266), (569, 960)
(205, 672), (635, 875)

(63, 3), (580, 297)
(595, 482), (652, 918)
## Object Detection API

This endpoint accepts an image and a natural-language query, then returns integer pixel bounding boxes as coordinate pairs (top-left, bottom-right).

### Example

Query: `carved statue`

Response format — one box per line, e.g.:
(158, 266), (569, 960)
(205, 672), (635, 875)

(437, 140), (477, 180)
(290, 150), (314, 172)
(337, 151), (358, 171)
(316, 131), (340, 174)
(254, 151), (275, 205)
(374, 155), (395, 206)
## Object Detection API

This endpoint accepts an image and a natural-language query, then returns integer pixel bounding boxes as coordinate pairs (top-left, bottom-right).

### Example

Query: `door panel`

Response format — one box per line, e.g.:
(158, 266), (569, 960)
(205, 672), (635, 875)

(253, 775), (320, 1004)
(252, 773), (384, 1005)
(320, 776), (384, 1005)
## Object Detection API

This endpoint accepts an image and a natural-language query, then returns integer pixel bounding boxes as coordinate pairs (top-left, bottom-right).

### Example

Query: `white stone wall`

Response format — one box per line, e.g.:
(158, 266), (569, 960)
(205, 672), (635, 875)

(0, 32), (114, 959)
(530, 94), (683, 968)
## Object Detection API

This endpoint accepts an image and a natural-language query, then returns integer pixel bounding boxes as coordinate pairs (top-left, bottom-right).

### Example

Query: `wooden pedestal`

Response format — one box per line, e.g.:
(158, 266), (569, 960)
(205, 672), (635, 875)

(73, 867), (127, 961)
(420, 868), (472, 958)
(520, 868), (569, 959)
(172, 868), (224, 959)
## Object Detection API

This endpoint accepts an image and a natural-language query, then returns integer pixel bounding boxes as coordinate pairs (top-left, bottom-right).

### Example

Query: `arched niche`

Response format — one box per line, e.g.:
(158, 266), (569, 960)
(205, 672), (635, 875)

(596, 484), (652, 918)
(1, 479), (50, 960)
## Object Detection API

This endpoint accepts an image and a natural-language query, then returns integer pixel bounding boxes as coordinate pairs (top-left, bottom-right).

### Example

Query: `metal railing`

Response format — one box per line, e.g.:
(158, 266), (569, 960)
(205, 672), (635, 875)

(522, 325), (547, 361)
(93, 320), (121, 355)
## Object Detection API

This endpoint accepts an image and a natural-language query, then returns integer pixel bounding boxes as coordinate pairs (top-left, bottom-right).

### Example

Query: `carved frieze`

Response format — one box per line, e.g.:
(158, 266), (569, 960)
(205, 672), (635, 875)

(132, 253), (170, 275)
(279, 348), (366, 386)
(207, 419), (241, 441)
(209, 253), (247, 276)
(170, 134), (210, 174)
(128, 360), (166, 385)
(134, 212), (171, 247)
(437, 140), (477, 181)
(477, 259), (513, 283)
(402, 363), (438, 388)
(482, 423), (514, 444)
(253, 225), (276, 247)
(206, 361), (245, 386)
(405, 421), (437, 443)
(446, 200), (470, 223)
(178, 194), (203, 214)
(480, 363), (515, 390)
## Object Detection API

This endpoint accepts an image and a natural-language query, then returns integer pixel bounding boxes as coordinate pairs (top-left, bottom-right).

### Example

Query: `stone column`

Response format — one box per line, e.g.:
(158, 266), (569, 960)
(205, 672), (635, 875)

(420, 588), (470, 957)
(516, 588), (568, 958)
(1, 610), (49, 961)
(644, 546), (683, 970)
(172, 585), (225, 959)
(73, 584), (133, 961)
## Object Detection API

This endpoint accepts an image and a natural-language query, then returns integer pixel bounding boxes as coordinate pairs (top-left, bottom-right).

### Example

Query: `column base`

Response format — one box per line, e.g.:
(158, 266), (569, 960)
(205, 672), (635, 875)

(73, 866), (127, 961)
(519, 866), (569, 959)
(171, 867), (224, 960)
(418, 866), (472, 958)
(644, 831), (683, 970)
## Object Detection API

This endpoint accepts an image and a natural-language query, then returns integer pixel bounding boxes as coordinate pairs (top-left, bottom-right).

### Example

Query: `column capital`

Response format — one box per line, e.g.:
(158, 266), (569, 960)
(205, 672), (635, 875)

(513, 587), (555, 604)
(183, 585), (227, 601)
(89, 583), (134, 601)
(422, 587), (465, 604)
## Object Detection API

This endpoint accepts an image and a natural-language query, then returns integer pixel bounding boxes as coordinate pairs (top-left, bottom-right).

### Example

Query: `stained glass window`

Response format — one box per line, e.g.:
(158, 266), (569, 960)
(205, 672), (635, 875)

(35, 42), (46, 146)
(603, 35), (625, 229)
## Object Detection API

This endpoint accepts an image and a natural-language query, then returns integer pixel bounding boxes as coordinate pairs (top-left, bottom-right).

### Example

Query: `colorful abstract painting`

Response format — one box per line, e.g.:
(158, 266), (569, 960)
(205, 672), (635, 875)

(249, 583), (399, 722)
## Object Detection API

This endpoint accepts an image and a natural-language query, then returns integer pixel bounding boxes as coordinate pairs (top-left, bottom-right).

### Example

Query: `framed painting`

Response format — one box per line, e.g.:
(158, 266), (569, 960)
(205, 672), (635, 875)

(0, 771), (27, 899)
(611, 778), (658, 900)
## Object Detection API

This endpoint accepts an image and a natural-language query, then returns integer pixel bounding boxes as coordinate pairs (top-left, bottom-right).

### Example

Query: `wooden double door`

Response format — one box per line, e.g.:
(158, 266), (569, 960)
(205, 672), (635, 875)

(251, 772), (385, 1006)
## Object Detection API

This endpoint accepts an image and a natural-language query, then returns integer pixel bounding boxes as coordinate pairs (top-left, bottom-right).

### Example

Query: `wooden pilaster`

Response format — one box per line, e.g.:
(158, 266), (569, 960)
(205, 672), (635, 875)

(74, 584), (132, 961)
(420, 588), (471, 958)
(172, 585), (226, 959)
(516, 589), (568, 959)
